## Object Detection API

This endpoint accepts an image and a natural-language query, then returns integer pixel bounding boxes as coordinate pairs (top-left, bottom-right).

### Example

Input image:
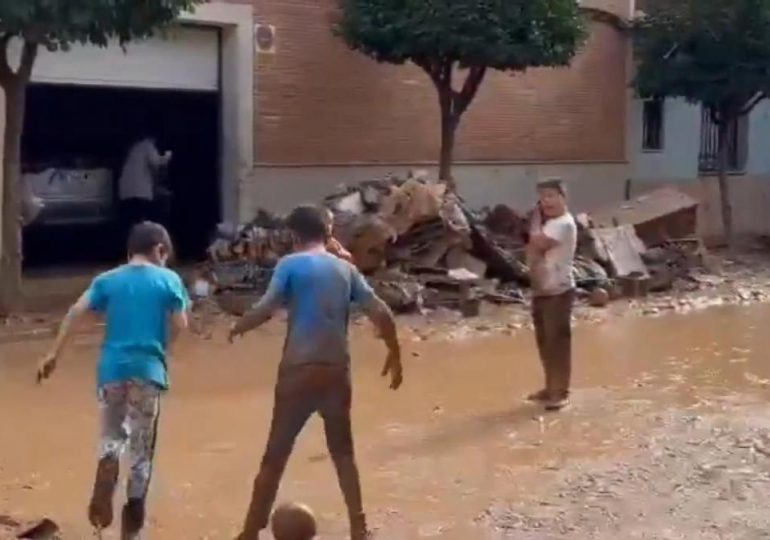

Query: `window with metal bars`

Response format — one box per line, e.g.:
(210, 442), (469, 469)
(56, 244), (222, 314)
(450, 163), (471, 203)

(698, 108), (745, 173)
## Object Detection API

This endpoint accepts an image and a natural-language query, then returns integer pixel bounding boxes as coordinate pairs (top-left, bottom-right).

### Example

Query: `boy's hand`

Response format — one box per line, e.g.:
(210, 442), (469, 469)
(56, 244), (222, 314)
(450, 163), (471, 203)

(36, 352), (58, 384)
(381, 349), (403, 390)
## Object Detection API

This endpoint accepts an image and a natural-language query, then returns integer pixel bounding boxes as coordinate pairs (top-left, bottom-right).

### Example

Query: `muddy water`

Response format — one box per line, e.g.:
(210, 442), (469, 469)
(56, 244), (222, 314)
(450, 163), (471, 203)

(1, 304), (770, 539)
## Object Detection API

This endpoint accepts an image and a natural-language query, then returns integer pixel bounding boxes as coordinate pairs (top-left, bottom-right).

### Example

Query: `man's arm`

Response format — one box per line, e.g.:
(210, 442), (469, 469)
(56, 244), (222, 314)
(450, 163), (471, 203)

(37, 290), (93, 382)
(361, 296), (403, 390)
(229, 268), (287, 340)
(528, 232), (559, 254)
(147, 142), (172, 168)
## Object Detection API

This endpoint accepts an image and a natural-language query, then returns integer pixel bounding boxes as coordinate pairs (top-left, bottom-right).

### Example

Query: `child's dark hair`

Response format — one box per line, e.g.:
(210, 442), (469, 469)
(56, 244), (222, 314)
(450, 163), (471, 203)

(127, 221), (173, 257)
(286, 205), (328, 244)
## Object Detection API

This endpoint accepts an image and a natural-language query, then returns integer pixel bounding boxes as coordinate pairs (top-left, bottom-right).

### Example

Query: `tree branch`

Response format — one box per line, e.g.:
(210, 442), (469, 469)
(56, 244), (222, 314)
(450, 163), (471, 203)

(0, 33), (16, 84)
(17, 40), (38, 82)
(453, 66), (486, 116)
(414, 57), (441, 87)
(740, 92), (765, 116)
(441, 60), (452, 88)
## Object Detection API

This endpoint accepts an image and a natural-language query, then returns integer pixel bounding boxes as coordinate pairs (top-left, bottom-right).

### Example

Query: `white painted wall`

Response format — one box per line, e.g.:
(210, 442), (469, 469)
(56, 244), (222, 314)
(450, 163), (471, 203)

(627, 96), (770, 238)
(630, 97), (770, 181)
(747, 100), (770, 175)
(629, 98), (701, 182)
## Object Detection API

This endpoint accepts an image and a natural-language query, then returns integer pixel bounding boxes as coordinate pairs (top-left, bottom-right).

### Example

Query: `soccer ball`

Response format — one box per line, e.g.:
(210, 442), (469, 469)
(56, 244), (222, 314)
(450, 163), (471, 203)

(270, 502), (317, 540)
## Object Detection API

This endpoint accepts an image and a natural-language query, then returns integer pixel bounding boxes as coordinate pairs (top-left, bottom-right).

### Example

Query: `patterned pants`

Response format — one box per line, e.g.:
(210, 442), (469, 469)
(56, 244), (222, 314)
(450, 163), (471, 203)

(98, 380), (162, 501)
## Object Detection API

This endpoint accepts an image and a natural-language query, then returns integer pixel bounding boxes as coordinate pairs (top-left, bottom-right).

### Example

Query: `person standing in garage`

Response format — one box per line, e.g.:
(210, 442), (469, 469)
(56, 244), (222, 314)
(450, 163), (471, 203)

(118, 133), (173, 240)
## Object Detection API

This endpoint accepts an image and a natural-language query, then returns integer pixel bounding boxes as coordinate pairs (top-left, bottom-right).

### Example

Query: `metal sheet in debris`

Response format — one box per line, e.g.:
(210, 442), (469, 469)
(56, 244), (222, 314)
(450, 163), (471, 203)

(590, 187), (698, 229)
(590, 225), (649, 278)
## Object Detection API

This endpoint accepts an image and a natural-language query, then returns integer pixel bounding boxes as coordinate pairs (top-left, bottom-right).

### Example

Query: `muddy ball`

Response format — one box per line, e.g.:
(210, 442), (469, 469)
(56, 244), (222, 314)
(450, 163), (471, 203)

(588, 288), (610, 308)
(271, 502), (317, 540)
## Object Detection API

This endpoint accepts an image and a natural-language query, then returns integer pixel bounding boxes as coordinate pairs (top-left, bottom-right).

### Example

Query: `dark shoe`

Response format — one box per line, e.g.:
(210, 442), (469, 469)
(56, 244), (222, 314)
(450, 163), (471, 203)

(88, 456), (119, 529)
(526, 389), (550, 402)
(121, 499), (146, 540)
(350, 513), (371, 540)
(544, 396), (570, 411)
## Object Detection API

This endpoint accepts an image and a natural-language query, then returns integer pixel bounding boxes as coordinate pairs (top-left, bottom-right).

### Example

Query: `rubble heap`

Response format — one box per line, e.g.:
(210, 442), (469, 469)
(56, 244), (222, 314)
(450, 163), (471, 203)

(200, 174), (705, 317)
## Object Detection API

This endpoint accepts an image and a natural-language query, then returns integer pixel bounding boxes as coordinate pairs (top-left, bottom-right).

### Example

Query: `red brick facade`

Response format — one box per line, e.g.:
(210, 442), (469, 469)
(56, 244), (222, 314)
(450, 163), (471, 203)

(224, 0), (629, 166)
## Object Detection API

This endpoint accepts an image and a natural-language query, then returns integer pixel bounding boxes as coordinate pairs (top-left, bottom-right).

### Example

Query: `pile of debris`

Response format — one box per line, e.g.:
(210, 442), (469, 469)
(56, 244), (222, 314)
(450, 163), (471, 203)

(202, 171), (530, 314)
(584, 187), (703, 299)
(199, 173), (704, 317)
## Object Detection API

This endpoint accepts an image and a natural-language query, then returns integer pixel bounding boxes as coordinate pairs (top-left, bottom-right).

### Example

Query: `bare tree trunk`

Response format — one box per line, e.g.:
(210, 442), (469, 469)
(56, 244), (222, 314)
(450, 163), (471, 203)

(0, 78), (27, 315)
(0, 39), (36, 316)
(716, 120), (733, 247)
(418, 62), (486, 192)
(439, 105), (457, 185)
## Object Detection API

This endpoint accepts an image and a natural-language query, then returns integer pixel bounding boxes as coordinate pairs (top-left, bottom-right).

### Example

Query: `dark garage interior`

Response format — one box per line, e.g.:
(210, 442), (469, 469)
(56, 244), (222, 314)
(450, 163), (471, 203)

(22, 83), (221, 268)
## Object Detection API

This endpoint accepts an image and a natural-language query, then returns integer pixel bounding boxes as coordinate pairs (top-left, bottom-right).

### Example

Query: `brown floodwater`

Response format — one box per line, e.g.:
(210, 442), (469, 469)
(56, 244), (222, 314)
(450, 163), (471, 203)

(1, 304), (770, 539)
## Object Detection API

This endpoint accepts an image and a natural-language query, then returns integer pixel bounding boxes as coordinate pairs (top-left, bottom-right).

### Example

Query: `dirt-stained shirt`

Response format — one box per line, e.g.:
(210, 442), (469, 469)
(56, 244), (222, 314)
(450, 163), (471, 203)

(529, 212), (577, 297)
(258, 251), (375, 367)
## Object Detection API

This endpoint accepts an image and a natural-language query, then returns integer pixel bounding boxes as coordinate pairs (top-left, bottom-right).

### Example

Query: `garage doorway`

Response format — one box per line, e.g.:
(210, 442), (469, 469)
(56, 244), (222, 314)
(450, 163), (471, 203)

(19, 25), (222, 269)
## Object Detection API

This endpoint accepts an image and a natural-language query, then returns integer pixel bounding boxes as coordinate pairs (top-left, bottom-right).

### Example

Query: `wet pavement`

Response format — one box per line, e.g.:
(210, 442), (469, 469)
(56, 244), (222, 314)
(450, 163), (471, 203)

(2, 303), (770, 538)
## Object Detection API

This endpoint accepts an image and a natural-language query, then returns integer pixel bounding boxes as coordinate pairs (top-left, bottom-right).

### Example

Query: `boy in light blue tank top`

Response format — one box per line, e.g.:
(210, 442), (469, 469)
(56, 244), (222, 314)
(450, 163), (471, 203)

(37, 222), (189, 539)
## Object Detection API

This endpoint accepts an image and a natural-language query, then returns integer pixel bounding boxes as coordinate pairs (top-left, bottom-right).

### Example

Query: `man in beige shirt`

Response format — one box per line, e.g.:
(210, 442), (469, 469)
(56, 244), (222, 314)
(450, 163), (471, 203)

(526, 178), (577, 411)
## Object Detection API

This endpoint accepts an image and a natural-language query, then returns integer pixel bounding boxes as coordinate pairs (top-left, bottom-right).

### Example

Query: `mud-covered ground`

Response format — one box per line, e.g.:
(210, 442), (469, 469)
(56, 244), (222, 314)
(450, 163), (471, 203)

(398, 247), (770, 344)
(482, 405), (770, 539)
(1, 250), (770, 539)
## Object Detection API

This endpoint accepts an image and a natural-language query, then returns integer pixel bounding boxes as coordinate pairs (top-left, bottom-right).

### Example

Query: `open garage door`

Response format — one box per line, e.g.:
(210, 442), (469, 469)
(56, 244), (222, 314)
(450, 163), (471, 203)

(12, 26), (219, 91)
(20, 25), (222, 268)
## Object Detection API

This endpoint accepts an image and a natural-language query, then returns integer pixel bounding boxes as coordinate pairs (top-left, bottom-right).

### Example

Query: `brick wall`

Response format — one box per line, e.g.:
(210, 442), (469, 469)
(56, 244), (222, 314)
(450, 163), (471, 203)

(223, 0), (629, 166)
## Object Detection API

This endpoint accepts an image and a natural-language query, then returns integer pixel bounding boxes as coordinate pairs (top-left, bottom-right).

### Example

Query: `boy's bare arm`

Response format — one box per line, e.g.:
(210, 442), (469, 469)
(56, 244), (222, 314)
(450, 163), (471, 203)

(37, 290), (92, 382)
(362, 296), (403, 390)
(229, 289), (281, 341)
(168, 309), (189, 354)
(528, 233), (558, 253)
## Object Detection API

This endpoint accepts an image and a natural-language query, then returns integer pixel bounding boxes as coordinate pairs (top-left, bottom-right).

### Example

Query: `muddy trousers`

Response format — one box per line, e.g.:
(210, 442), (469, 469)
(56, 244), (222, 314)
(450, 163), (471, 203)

(90, 379), (161, 536)
(239, 365), (366, 539)
(532, 290), (575, 399)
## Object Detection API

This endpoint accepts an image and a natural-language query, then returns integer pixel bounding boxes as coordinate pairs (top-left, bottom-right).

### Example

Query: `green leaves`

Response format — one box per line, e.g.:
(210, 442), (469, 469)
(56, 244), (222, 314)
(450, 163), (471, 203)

(633, 0), (770, 113)
(0, 0), (204, 49)
(335, 0), (585, 73)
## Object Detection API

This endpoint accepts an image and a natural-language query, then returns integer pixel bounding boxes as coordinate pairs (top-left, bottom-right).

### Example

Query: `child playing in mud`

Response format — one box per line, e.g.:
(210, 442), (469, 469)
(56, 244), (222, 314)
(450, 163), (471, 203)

(37, 221), (190, 539)
(229, 204), (403, 540)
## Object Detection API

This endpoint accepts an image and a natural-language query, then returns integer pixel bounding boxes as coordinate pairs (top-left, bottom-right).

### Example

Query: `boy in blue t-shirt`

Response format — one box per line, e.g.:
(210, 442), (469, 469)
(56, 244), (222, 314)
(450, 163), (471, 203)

(229, 205), (403, 540)
(37, 221), (189, 539)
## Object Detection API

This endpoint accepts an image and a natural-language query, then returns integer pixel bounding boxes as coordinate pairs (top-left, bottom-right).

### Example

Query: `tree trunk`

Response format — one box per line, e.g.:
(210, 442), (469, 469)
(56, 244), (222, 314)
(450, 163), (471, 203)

(0, 78), (27, 315)
(0, 38), (37, 316)
(439, 107), (457, 186)
(422, 63), (485, 191)
(716, 120), (733, 247)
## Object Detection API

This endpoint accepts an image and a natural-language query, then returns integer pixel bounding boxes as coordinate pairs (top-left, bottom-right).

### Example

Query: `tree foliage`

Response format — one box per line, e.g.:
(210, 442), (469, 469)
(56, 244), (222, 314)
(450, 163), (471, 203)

(633, 0), (770, 113)
(336, 0), (585, 70)
(335, 0), (586, 181)
(632, 0), (770, 243)
(0, 1), (202, 50)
